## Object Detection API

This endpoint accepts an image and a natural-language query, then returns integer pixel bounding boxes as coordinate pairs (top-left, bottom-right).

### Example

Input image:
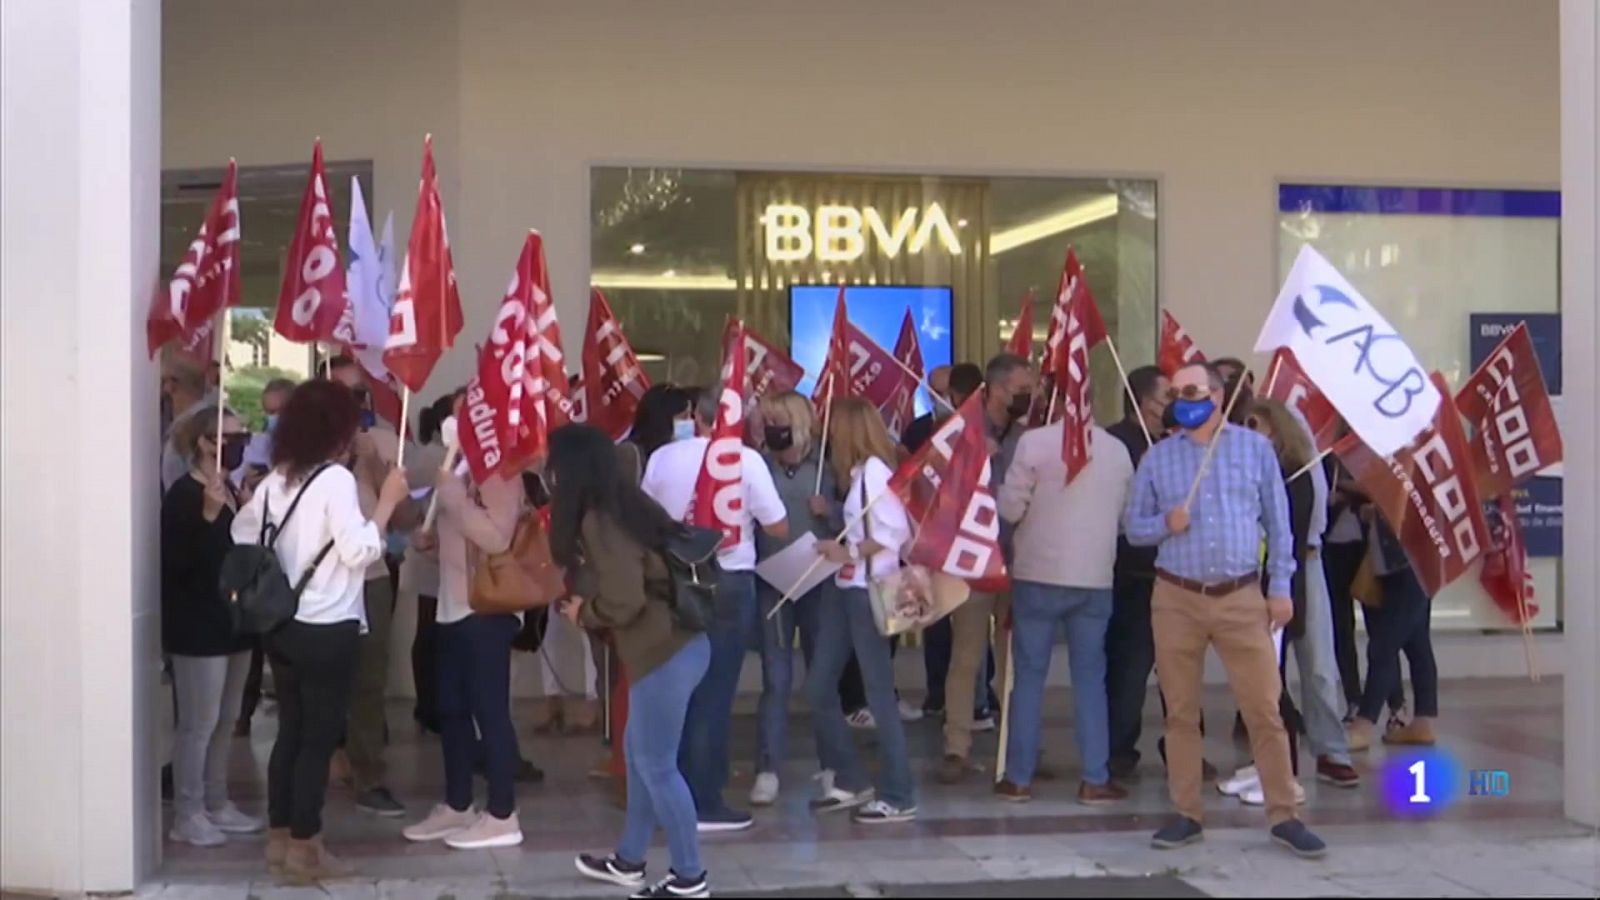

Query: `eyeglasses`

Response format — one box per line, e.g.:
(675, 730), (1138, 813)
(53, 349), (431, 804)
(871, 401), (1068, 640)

(1166, 384), (1215, 401)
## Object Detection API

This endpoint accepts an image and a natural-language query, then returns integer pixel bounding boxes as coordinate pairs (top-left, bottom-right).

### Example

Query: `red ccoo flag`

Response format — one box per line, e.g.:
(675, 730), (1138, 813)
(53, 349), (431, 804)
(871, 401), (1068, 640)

(384, 136), (463, 394)
(274, 140), (348, 344)
(1334, 372), (1491, 597)
(1453, 321), (1563, 500)
(1006, 289), (1036, 362)
(726, 319), (804, 405)
(1260, 348), (1340, 452)
(884, 309), (924, 439)
(688, 324), (750, 550)
(811, 285), (851, 414)
(1480, 492), (1538, 624)
(147, 160), (242, 358)
(889, 391), (1009, 592)
(582, 288), (650, 441)
(458, 232), (548, 483)
(1055, 248), (1108, 483)
(1157, 310), (1206, 377)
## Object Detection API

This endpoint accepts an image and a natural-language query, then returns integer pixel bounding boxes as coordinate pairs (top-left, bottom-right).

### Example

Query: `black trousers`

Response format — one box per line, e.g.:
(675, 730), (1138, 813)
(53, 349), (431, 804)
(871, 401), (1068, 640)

(438, 613), (519, 819)
(237, 640), (266, 725)
(1361, 569), (1438, 722)
(267, 619), (360, 839)
(1106, 575), (1157, 765)
(1323, 541), (1366, 706)
(412, 594), (440, 730)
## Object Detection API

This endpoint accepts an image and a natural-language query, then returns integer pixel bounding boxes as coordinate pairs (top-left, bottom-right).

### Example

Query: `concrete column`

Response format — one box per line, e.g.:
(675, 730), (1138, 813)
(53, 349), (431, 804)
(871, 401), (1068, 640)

(1560, 0), (1600, 829)
(1, 0), (163, 892)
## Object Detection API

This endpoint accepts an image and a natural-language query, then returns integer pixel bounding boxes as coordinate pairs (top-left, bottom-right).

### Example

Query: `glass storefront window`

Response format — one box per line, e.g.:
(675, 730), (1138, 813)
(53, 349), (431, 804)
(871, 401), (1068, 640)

(1277, 184), (1562, 633)
(590, 167), (1157, 422)
(160, 160), (373, 427)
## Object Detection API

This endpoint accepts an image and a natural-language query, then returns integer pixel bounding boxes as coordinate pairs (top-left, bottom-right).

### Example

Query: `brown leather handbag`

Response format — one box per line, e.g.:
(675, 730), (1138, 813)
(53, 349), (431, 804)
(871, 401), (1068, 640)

(469, 510), (566, 614)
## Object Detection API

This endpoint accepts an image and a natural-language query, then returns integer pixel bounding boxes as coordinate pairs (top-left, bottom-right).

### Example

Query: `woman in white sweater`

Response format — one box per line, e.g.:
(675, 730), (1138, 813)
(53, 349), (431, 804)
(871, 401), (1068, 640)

(230, 381), (409, 885)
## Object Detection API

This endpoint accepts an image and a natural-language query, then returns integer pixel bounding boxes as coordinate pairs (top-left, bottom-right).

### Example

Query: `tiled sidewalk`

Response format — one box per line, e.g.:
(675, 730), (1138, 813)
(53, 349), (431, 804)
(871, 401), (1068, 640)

(146, 678), (1599, 898)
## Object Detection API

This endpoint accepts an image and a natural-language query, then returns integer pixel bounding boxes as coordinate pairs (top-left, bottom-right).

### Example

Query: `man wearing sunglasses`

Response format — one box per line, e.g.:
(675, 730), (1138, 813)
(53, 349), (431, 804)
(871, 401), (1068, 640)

(1123, 362), (1327, 859)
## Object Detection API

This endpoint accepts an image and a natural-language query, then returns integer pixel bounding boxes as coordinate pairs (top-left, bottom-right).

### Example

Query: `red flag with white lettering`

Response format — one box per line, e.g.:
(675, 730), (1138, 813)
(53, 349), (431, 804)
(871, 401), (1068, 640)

(1006, 289), (1035, 362)
(1157, 310), (1206, 376)
(523, 237), (575, 439)
(1479, 492), (1538, 624)
(889, 391), (1008, 591)
(1333, 372), (1492, 596)
(846, 322), (906, 417)
(582, 287), (650, 441)
(688, 324), (750, 550)
(727, 319), (804, 405)
(811, 286), (851, 414)
(383, 136), (463, 394)
(884, 309), (923, 439)
(568, 371), (589, 424)
(458, 233), (543, 483)
(1453, 322), (1563, 499)
(1260, 348), (1340, 452)
(147, 160), (242, 358)
(1055, 248), (1108, 483)
(274, 141), (348, 343)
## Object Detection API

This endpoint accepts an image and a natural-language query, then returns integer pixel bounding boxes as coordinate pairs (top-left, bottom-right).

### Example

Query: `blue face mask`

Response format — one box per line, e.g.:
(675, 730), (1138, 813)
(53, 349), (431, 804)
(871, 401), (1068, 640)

(673, 419), (697, 442)
(1172, 397), (1217, 430)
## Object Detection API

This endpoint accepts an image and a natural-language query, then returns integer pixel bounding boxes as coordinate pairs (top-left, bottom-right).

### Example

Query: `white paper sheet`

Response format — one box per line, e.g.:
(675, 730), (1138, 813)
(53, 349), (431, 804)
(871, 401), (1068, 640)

(755, 532), (841, 598)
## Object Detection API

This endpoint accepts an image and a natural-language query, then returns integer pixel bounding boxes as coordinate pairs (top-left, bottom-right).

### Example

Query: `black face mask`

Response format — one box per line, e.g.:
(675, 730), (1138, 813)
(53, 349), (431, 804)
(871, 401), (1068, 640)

(220, 438), (248, 472)
(764, 426), (795, 452)
(1006, 393), (1033, 420)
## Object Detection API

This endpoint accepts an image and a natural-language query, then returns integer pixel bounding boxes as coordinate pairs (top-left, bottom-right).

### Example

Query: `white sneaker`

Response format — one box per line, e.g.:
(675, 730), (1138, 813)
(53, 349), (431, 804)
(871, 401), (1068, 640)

(809, 770), (874, 814)
(404, 803), (479, 842)
(206, 803), (263, 834)
(444, 811), (524, 850)
(846, 709), (876, 730)
(1217, 765), (1261, 797)
(1241, 781), (1307, 807)
(750, 772), (780, 807)
(898, 700), (925, 722)
(972, 715), (997, 733)
(169, 811), (226, 848)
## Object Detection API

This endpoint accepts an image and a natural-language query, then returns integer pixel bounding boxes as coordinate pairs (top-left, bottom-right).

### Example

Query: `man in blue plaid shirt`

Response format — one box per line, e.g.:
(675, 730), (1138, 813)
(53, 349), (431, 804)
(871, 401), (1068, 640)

(1123, 361), (1327, 859)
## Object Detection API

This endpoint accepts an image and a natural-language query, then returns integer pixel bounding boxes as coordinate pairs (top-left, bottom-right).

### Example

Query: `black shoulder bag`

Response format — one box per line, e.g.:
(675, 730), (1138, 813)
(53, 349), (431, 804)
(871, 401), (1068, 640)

(219, 464), (337, 636)
(658, 525), (723, 633)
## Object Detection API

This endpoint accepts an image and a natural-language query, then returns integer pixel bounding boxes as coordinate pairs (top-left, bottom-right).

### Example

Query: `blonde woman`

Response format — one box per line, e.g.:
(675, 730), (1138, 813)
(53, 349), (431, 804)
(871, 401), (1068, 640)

(806, 397), (917, 823)
(750, 391), (841, 806)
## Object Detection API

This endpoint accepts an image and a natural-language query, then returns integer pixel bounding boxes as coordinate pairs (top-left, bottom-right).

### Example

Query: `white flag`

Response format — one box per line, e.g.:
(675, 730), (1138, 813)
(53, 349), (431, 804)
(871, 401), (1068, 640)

(339, 176), (394, 382)
(1255, 244), (1440, 456)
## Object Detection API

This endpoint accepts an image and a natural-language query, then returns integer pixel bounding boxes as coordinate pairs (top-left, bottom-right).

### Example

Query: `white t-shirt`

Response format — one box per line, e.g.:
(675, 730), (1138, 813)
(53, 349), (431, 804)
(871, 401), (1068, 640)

(837, 457), (912, 588)
(231, 464), (385, 628)
(641, 436), (786, 572)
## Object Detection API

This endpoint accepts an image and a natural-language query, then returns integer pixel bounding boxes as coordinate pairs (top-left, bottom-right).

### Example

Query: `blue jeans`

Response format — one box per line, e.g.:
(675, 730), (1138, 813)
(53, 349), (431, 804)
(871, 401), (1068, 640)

(756, 582), (822, 776)
(679, 570), (758, 815)
(1005, 581), (1113, 787)
(619, 635), (710, 879)
(437, 614), (518, 818)
(804, 585), (915, 808)
(1291, 553), (1353, 765)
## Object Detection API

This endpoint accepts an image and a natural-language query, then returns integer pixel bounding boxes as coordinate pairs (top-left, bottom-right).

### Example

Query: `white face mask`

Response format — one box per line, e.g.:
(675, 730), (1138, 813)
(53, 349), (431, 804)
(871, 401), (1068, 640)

(673, 418), (697, 442)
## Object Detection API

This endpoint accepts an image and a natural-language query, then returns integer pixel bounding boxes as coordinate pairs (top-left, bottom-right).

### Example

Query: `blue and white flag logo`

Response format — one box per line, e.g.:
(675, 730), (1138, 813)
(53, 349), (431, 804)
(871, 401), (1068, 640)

(1256, 245), (1440, 456)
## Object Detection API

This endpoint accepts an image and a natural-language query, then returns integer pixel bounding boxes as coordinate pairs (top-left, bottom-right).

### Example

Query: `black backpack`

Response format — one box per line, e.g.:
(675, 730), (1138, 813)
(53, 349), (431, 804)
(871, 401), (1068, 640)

(657, 525), (723, 633)
(219, 464), (337, 636)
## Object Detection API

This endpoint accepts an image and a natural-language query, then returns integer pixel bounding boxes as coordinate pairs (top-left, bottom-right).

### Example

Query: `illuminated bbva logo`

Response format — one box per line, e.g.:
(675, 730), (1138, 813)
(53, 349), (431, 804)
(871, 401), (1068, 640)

(762, 202), (963, 262)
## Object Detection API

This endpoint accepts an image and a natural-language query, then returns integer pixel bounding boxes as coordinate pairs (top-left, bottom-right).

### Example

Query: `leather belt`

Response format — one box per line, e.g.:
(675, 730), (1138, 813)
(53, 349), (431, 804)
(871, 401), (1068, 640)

(1156, 570), (1259, 597)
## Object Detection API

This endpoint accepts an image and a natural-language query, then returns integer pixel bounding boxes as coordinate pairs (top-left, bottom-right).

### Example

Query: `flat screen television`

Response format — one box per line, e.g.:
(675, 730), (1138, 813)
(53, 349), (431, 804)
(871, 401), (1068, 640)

(789, 284), (955, 418)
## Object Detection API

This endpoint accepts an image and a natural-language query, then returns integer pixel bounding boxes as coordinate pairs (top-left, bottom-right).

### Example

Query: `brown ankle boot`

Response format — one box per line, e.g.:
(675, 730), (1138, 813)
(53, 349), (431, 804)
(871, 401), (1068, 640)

(265, 827), (290, 873)
(1383, 716), (1437, 746)
(282, 835), (354, 885)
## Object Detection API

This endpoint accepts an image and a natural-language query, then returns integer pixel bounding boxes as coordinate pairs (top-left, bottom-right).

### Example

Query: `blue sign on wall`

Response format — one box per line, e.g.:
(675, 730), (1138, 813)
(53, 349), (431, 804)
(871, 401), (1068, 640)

(1515, 477), (1563, 558)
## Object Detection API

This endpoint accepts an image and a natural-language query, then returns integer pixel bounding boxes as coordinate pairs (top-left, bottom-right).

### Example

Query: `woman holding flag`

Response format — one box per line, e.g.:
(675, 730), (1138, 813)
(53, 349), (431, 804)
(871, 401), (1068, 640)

(806, 397), (919, 824)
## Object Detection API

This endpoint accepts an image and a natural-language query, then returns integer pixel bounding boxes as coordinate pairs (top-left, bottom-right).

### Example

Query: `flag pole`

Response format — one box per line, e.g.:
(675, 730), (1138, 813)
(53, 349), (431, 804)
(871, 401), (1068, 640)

(1183, 376), (1249, 509)
(1287, 447), (1334, 482)
(1517, 572), (1540, 682)
(1104, 337), (1152, 447)
(396, 387), (412, 469)
(214, 310), (231, 471)
(814, 393), (834, 495)
(995, 624), (1015, 784)
(884, 350), (957, 414)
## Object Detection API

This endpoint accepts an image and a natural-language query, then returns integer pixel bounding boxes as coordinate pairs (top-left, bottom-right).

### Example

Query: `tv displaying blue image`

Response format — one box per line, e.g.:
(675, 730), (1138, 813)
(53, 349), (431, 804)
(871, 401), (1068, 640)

(790, 285), (954, 417)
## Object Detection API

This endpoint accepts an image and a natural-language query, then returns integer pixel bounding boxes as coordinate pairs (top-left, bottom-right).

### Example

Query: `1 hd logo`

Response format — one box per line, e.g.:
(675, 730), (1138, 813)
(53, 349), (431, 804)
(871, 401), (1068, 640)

(1378, 749), (1509, 818)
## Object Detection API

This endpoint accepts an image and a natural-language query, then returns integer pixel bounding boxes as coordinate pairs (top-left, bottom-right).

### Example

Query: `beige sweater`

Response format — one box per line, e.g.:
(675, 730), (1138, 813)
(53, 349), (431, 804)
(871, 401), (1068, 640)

(997, 423), (1133, 590)
(434, 473), (522, 624)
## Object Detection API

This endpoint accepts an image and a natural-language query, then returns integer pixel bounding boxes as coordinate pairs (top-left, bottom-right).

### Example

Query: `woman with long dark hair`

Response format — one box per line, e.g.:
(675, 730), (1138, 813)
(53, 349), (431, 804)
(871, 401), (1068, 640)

(554, 424), (712, 900)
(231, 380), (410, 884)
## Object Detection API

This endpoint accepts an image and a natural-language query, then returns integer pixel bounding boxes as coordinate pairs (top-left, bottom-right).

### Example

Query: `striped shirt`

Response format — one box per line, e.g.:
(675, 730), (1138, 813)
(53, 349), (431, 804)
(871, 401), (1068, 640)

(1123, 424), (1296, 598)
